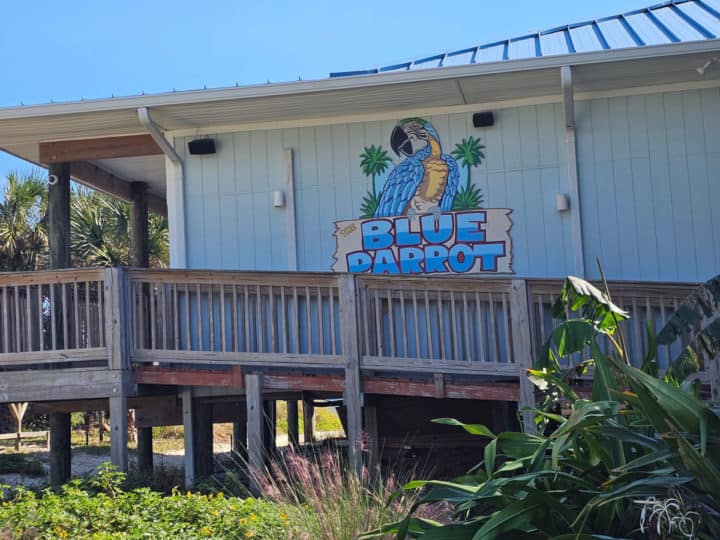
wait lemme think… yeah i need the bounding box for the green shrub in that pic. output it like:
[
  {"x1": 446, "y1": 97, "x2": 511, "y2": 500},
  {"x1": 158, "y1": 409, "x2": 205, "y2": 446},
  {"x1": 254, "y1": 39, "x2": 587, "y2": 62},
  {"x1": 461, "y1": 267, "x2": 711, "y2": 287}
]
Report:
[{"x1": 0, "y1": 464, "x2": 293, "y2": 539}]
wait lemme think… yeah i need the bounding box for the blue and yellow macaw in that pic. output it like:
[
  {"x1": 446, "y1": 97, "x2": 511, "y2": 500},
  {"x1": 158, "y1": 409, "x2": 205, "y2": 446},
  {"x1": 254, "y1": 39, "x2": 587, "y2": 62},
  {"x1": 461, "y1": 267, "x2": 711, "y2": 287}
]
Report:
[{"x1": 374, "y1": 118, "x2": 459, "y2": 217}]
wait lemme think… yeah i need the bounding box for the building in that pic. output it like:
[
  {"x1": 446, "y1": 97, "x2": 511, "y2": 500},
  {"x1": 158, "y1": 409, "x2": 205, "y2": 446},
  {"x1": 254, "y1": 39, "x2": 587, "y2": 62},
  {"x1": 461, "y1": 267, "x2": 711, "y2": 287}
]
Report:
[{"x1": 0, "y1": 0, "x2": 718, "y2": 485}]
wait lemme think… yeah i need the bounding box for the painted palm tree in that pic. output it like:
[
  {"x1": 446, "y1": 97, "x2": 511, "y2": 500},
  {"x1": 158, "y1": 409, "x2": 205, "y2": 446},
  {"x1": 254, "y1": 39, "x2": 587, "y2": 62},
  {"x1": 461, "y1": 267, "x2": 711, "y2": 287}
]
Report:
[
  {"x1": 451, "y1": 136, "x2": 485, "y2": 210},
  {"x1": 359, "y1": 144, "x2": 392, "y2": 217},
  {"x1": 0, "y1": 171, "x2": 48, "y2": 271}
]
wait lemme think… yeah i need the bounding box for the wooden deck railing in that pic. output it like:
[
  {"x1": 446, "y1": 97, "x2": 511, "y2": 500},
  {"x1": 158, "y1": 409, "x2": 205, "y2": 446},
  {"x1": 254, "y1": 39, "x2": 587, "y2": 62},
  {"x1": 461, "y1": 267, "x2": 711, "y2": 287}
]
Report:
[
  {"x1": 0, "y1": 268, "x2": 106, "y2": 367},
  {"x1": 0, "y1": 268, "x2": 701, "y2": 380}
]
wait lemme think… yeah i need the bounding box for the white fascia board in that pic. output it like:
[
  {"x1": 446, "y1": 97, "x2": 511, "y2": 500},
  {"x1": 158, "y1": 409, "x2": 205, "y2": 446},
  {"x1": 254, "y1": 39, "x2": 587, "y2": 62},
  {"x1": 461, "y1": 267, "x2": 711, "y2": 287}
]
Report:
[{"x1": 1, "y1": 40, "x2": 718, "y2": 121}]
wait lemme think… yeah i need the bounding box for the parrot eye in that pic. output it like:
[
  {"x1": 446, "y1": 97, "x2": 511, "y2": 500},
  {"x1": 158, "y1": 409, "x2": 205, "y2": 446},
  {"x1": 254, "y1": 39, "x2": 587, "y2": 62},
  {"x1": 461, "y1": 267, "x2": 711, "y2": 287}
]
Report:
[{"x1": 417, "y1": 131, "x2": 428, "y2": 140}]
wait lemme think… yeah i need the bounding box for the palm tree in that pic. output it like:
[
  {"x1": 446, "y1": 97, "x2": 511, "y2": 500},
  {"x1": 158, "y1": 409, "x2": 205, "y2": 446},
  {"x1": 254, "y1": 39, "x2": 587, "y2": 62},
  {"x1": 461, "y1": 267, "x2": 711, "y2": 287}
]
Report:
[
  {"x1": 359, "y1": 145, "x2": 392, "y2": 217},
  {"x1": 0, "y1": 171, "x2": 48, "y2": 271},
  {"x1": 451, "y1": 137, "x2": 485, "y2": 210},
  {"x1": 71, "y1": 189, "x2": 169, "y2": 268}
]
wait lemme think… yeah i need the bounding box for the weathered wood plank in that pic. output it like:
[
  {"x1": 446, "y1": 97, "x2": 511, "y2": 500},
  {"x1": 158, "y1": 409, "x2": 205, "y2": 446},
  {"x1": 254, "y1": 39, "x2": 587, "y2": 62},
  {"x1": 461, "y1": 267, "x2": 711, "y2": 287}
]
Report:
[
  {"x1": 40, "y1": 135, "x2": 162, "y2": 163},
  {"x1": 510, "y1": 280, "x2": 536, "y2": 433},
  {"x1": 245, "y1": 373, "x2": 264, "y2": 492},
  {"x1": 340, "y1": 274, "x2": 362, "y2": 474}
]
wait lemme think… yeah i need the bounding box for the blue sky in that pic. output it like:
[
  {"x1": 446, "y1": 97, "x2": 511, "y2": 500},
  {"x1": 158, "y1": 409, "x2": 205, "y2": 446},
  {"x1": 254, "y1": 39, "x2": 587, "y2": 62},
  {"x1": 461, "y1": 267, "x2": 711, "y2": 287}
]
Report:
[{"x1": 0, "y1": 0, "x2": 652, "y2": 179}]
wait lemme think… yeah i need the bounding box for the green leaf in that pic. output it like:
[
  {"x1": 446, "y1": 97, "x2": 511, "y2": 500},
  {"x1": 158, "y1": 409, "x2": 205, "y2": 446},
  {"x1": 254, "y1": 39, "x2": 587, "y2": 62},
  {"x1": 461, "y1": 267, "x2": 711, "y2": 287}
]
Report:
[
  {"x1": 675, "y1": 432, "x2": 720, "y2": 496},
  {"x1": 433, "y1": 418, "x2": 496, "y2": 438},
  {"x1": 422, "y1": 524, "x2": 480, "y2": 539},
  {"x1": 640, "y1": 321, "x2": 658, "y2": 377},
  {"x1": 484, "y1": 438, "x2": 497, "y2": 477},
  {"x1": 551, "y1": 276, "x2": 628, "y2": 331}
]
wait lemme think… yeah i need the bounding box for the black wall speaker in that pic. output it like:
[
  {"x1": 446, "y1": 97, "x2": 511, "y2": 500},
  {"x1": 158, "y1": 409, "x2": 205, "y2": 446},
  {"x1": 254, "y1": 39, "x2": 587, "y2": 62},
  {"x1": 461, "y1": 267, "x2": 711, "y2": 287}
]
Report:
[
  {"x1": 188, "y1": 138, "x2": 217, "y2": 155},
  {"x1": 472, "y1": 112, "x2": 494, "y2": 128}
]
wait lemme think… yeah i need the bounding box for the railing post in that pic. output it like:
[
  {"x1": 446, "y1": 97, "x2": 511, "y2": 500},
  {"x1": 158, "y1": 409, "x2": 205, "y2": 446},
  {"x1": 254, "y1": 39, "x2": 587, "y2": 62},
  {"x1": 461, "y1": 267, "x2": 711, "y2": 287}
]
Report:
[
  {"x1": 339, "y1": 274, "x2": 362, "y2": 474},
  {"x1": 245, "y1": 372, "x2": 264, "y2": 493},
  {"x1": 510, "y1": 280, "x2": 536, "y2": 433},
  {"x1": 104, "y1": 267, "x2": 132, "y2": 472}
]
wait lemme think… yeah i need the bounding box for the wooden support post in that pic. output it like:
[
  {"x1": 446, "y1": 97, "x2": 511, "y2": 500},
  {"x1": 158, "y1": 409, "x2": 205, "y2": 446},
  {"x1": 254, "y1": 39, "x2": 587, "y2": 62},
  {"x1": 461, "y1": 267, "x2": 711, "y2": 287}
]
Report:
[
  {"x1": 263, "y1": 400, "x2": 276, "y2": 458},
  {"x1": 48, "y1": 162, "x2": 72, "y2": 485},
  {"x1": 246, "y1": 373, "x2": 264, "y2": 491},
  {"x1": 104, "y1": 268, "x2": 132, "y2": 473},
  {"x1": 302, "y1": 397, "x2": 314, "y2": 445},
  {"x1": 8, "y1": 403, "x2": 28, "y2": 451},
  {"x1": 286, "y1": 399, "x2": 299, "y2": 447},
  {"x1": 137, "y1": 427, "x2": 153, "y2": 475},
  {"x1": 339, "y1": 274, "x2": 362, "y2": 474},
  {"x1": 49, "y1": 412, "x2": 71, "y2": 486},
  {"x1": 109, "y1": 395, "x2": 128, "y2": 472},
  {"x1": 181, "y1": 388, "x2": 196, "y2": 487},
  {"x1": 510, "y1": 280, "x2": 536, "y2": 433},
  {"x1": 131, "y1": 181, "x2": 150, "y2": 268},
  {"x1": 232, "y1": 415, "x2": 248, "y2": 460},
  {"x1": 194, "y1": 401, "x2": 214, "y2": 480}
]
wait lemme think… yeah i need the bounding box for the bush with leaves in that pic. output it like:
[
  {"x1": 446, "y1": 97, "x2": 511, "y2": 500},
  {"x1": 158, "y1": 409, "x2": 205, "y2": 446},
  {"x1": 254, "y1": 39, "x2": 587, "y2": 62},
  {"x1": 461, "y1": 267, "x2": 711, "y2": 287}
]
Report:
[{"x1": 364, "y1": 275, "x2": 720, "y2": 540}]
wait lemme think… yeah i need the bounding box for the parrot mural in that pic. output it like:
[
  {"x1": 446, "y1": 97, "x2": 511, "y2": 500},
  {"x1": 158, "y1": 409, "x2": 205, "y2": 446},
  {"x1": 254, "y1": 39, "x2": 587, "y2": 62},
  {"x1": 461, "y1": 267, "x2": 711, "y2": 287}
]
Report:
[{"x1": 374, "y1": 118, "x2": 460, "y2": 217}]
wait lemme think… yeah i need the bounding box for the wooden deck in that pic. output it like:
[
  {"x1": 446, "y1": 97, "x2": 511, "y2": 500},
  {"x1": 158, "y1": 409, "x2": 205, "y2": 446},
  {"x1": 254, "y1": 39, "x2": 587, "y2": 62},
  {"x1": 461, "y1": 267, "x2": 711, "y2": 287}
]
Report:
[{"x1": 0, "y1": 267, "x2": 698, "y2": 402}]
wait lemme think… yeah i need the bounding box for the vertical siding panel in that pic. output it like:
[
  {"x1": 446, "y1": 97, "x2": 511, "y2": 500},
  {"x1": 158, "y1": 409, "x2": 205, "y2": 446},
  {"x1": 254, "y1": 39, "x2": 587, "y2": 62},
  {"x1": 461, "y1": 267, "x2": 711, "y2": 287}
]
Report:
[
  {"x1": 266, "y1": 129, "x2": 288, "y2": 270},
  {"x1": 608, "y1": 97, "x2": 641, "y2": 280},
  {"x1": 348, "y1": 122, "x2": 369, "y2": 218},
  {"x1": 575, "y1": 100, "x2": 601, "y2": 277},
  {"x1": 315, "y1": 125, "x2": 338, "y2": 268},
  {"x1": 682, "y1": 90, "x2": 715, "y2": 281},
  {"x1": 645, "y1": 94, "x2": 678, "y2": 280},
  {"x1": 234, "y1": 132, "x2": 255, "y2": 269},
  {"x1": 628, "y1": 95, "x2": 656, "y2": 279},
  {"x1": 217, "y1": 133, "x2": 237, "y2": 269},
  {"x1": 663, "y1": 92, "x2": 697, "y2": 281},
  {"x1": 331, "y1": 124, "x2": 353, "y2": 220},
  {"x1": 184, "y1": 136, "x2": 206, "y2": 267},
  {"x1": 700, "y1": 88, "x2": 720, "y2": 273},
  {"x1": 250, "y1": 131, "x2": 272, "y2": 270}
]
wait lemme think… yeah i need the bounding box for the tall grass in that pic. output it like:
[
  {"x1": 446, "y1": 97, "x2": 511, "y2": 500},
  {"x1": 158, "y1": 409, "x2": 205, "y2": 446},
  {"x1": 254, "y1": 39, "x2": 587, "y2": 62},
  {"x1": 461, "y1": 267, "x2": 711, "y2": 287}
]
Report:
[{"x1": 213, "y1": 438, "x2": 450, "y2": 540}]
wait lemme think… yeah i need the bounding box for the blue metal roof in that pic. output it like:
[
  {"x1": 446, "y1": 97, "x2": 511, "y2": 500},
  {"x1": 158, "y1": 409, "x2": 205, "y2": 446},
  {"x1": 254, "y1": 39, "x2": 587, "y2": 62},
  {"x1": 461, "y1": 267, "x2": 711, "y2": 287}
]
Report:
[{"x1": 330, "y1": 0, "x2": 720, "y2": 77}]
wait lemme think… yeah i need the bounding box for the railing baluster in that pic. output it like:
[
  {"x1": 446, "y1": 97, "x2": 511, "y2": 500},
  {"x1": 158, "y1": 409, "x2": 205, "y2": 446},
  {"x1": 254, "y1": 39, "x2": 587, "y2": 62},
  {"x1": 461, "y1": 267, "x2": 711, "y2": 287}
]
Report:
[
  {"x1": 462, "y1": 292, "x2": 471, "y2": 361},
  {"x1": 209, "y1": 283, "x2": 215, "y2": 352},
  {"x1": 316, "y1": 286, "x2": 324, "y2": 355},
  {"x1": 232, "y1": 284, "x2": 239, "y2": 352},
  {"x1": 220, "y1": 283, "x2": 226, "y2": 352},
  {"x1": 423, "y1": 289, "x2": 431, "y2": 359},
  {"x1": 161, "y1": 283, "x2": 168, "y2": 350},
  {"x1": 475, "y1": 291, "x2": 486, "y2": 363},
  {"x1": 281, "y1": 286, "x2": 288, "y2": 354},
  {"x1": 14, "y1": 286, "x2": 21, "y2": 352},
  {"x1": 632, "y1": 298, "x2": 641, "y2": 364},
  {"x1": 98, "y1": 280, "x2": 104, "y2": 348},
  {"x1": 26, "y1": 285, "x2": 32, "y2": 352},
  {"x1": 150, "y1": 282, "x2": 157, "y2": 350},
  {"x1": 256, "y1": 285, "x2": 263, "y2": 353},
  {"x1": 374, "y1": 288, "x2": 383, "y2": 357},
  {"x1": 305, "y1": 286, "x2": 311, "y2": 354},
  {"x1": 488, "y1": 292, "x2": 498, "y2": 363},
  {"x1": 437, "y1": 290, "x2": 446, "y2": 361},
  {"x1": 72, "y1": 282, "x2": 79, "y2": 349},
  {"x1": 173, "y1": 284, "x2": 180, "y2": 351},
  {"x1": 85, "y1": 282, "x2": 92, "y2": 348},
  {"x1": 184, "y1": 283, "x2": 191, "y2": 351},
  {"x1": 399, "y1": 289, "x2": 408, "y2": 358},
  {"x1": 38, "y1": 284, "x2": 45, "y2": 352},
  {"x1": 61, "y1": 283, "x2": 68, "y2": 350},
  {"x1": 196, "y1": 284, "x2": 203, "y2": 350},
  {"x1": 293, "y1": 286, "x2": 300, "y2": 354},
  {"x1": 502, "y1": 293, "x2": 512, "y2": 363},
  {"x1": 328, "y1": 286, "x2": 336, "y2": 355},
  {"x1": 412, "y1": 289, "x2": 420, "y2": 359},
  {"x1": 243, "y1": 285, "x2": 250, "y2": 352},
  {"x1": 387, "y1": 288, "x2": 396, "y2": 358},
  {"x1": 450, "y1": 290, "x2": 458, "y2": 361},
  {"x1": 50, "y1": 283, "x2": 57, "y2": 350},
  {"x1": 270, "y1": 285, "x2": 277, "y2": 353},
  {"x1": 1, "y1": 287, "x2": 6, "y2": 353}
]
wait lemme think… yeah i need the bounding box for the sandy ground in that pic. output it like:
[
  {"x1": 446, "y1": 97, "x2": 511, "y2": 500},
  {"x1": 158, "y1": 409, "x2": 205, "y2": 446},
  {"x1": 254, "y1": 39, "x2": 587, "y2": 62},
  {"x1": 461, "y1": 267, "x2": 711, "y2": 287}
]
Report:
[{"x1": 0, "y1": 431, "x2": 344, "y2": 488}]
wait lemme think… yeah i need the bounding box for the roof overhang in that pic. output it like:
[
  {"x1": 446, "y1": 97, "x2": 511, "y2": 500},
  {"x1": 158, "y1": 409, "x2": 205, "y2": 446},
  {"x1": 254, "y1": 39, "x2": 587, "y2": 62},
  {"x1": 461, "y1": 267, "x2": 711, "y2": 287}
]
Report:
[{"x1": 1, "y1": 39, "x2": 719, "y2": 202}]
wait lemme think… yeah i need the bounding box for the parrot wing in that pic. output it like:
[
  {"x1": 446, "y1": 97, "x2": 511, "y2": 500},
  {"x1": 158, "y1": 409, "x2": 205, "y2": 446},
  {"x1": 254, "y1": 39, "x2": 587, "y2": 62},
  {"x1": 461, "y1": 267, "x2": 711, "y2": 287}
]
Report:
[
  {"x1": 374, "y1": 157, "x2": 425, "y2": 217},
  {"x1": 438, "y1": 154, "x2": 460, "y2": 212}
]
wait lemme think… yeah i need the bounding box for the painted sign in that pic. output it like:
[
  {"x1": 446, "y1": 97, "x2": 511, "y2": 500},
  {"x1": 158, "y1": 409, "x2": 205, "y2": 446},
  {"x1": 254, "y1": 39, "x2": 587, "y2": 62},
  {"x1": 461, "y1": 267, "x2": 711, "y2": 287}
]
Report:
[{"x1": 332, "y1": 117, "x2": 513, "y2": 275}]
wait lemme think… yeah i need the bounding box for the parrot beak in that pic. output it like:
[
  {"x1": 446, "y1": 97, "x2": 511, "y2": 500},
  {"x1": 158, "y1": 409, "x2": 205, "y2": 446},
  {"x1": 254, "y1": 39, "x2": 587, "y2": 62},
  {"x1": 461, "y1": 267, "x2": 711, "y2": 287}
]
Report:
[{"x1": 391, "y1": 125, "x2": 414, "y2": 157}]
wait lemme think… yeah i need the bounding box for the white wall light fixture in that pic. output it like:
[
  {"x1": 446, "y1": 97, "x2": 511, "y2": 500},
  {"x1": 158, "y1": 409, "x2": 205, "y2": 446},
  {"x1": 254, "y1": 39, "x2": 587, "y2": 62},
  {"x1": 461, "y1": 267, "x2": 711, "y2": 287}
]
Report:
[
  {"x1": 556, "y1": 193, "x2": 570, "y2": 212},
  {"x1": 273, "y1": 190, "x2": 286, "y2": 208}
]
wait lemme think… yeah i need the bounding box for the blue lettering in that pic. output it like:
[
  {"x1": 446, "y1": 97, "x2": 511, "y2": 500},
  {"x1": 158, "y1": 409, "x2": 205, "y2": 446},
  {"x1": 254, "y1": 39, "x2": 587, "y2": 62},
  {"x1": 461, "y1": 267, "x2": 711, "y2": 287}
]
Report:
[
  {"x1": 448, "y1": 243, "x2": 475, "y2": 273},
  {"x1": 361, "y1": 220, "x2": 393, "y2": 250},
  {"x1": 420, "y1": 214, "x2": 453, "y2": 244},
  {"x1": 399, "y1": 247, "x2": 424, "y2": 273},
  {"x1": 372, "y1": 249, "x2": 400, "y2": 274},
  {"x1": 473, "y1": 243, "x2": 506, "y2": 271},
  {"x1": 347, "y1": 251, "x2": 372, "y2": 273},
  {"x1": 395, "y1": 217, "x2": 421, "y2": 246},
  {"x1": 456, "y1": 212, "x2": 486, "y2": 243},
  {"x1": 424, "y1": 245, "x2": 449, "y2": 273}
]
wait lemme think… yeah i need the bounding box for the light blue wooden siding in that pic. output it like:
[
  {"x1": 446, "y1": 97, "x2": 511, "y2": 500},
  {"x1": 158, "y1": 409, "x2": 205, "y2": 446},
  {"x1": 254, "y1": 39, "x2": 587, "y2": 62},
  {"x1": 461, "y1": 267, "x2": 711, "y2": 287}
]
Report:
[
  {"x1": 576, "y1": 89, "x2": 720, "y2": 282},
  {"x1": 180, "y1": 105, "x2": 572, "y2": 277}
]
